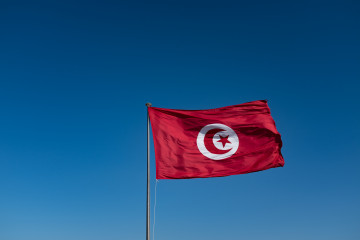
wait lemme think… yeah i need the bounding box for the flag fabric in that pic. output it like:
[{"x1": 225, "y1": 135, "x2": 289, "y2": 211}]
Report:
[{"x1": 148, "y1": 100, "x2": 284, "y2": 179}]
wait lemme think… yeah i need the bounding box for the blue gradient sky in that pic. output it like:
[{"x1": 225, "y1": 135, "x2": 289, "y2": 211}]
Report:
[{"x1": 0, "y1": 1, "x2": 359, "y2": 239}]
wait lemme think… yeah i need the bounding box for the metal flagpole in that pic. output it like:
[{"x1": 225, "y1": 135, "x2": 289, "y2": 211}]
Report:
[{"x1": 146, "y1": 102, "x2": 152, "y2": 240}]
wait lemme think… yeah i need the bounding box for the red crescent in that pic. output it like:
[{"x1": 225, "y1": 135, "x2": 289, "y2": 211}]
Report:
[{"x1": 204, "y1": 128, "x2": 232, "y2": 155}]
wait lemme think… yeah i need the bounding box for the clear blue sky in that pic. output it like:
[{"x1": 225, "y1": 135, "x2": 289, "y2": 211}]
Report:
[{"x1": 1, "y1": 1, "x2": 359, "y2": 239}]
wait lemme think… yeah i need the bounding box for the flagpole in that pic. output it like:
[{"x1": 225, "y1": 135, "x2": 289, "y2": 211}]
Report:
[{"x1": 146, "y1": 102, "x2": 152, "y2": 240}]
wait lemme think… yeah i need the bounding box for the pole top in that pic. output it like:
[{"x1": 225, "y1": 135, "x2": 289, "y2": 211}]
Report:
[{"x1": 146, "y1": 102, "x2": 152, "y2": 107}]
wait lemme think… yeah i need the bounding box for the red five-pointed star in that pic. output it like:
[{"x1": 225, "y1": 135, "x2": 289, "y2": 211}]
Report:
[{"x1": 217, "y1": 135, "x2": 231, "y2": 148}]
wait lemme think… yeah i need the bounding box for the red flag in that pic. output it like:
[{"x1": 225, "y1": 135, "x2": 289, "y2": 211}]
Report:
[{"x1": 148, "y1": 100, "x2": 284, "y2": 179}]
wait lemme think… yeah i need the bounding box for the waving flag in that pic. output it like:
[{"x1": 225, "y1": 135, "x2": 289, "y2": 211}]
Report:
[{"x1": 148, "y1": 100, "x2": 284, "y2": 179}]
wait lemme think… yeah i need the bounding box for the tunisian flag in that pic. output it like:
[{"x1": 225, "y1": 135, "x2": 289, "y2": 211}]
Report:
[{"x1": 148, "y1": 100, "x2": 284, "y2": 179}]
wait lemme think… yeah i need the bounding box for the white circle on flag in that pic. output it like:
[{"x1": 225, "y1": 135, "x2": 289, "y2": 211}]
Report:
[{"x1": 196, "y1": 123, "x2": 239, "y2": 160}]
